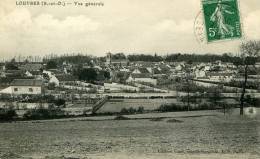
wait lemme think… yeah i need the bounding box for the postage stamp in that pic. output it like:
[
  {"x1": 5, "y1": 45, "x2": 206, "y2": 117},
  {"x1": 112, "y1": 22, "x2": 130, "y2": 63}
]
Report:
[{"x1": 201, "y1": 0, "x2": 242, "y2": 42}]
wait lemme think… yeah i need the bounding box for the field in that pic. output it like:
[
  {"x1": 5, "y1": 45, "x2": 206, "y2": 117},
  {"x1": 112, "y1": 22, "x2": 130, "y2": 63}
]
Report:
[
  {"x1": 97, "y1": 98, "x2": 238, "y2": 113},
  {"x1": 0, "y1": 109, "x2": 259, "y2": 159},
  {"x1": 97, "y1": 98, "x2": 179, "y2": 113}
]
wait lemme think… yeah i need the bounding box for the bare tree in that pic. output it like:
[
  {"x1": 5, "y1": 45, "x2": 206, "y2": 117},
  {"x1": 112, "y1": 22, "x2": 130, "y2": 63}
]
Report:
[
  {"x1": 183, "y1": 60, "x2": 193, "y2": 111},
  {"x1": 238, "y1": 40, "x2": 260, "y2": 115}
]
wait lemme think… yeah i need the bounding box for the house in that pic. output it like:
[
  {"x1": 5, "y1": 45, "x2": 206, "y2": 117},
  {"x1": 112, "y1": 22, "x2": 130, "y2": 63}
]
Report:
[
  {"x1": 29, "y1": 70, "x2": 43, "y2": 79},
  {"x1": 62, "y1": 61, "x2": 73, "y2": 73},
  {"x1": 255, "y1": 62, "x2": 260, "y2": 68},
  {"x1": 126, "y1": 74, "x2": 157, "y2": 85},
  {"x1": 49, "y1": 75, "x2": 60, "y2": 86},
  {"x1": 0, "y1": 79, "x2": 43, "y2": 95},
  {"x1": 195, "y1": 66, "x2": 206, "y2": 78},
  {"x1": 206, "y1": 72, "x2": 233, "y2": 82},
  {"x1": 132, "y1": 67, "x2": 150, "y2": 74},
  {"x1": 119, "y1": 67, "x2": 130, "y2": 72},
  {"x1": 19, "y1": 63, "x2": 43, "y2": 72},
  {"x1": 46, "y1": 69, "x2": 64, "y2": 75},
  {"x1": 55, "y1": 74, "x2": 77, "y2": 85},
  {"x1": 175, "y1": 62, "x2": 185, "y2": 71},
  {"x1": 4, "y1": 70, "x2": 25, "y2": 78},
  {"x1": 25, "y1": 71, "x2": 33, "y2": 77},
  {"x1": 105, "y1": 52, "x2": 129, "y2": 66}
]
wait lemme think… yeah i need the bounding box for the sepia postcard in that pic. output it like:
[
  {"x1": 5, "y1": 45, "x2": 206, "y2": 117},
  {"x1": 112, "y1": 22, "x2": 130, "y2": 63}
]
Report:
[{"x1": 0, "y1": 0, "x2": 260, "y2": 159}]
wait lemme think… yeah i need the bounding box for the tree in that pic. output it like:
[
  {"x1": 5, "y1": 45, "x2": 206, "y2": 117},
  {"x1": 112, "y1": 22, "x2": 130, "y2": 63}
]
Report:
[
  {"x1": 78, "y1": 68, "x2": 97, "y2": 82},
  {"x1": 208, "y1": 85, "x2": 222, "y2": 108},
  {"x1": 5, "y1": 62, "x2": 18, "y2": 70},
  {"x1": 104, "y1": 71, "x2": 111, "y2": 79},
  {"x1": 115, "y1": 72, "x2": 126, "y2": 84},
  {"x1": 46, "y1": 60, "x2": 57, "y2": 69},
  {"x1": 183, "y1": 60, "x2": 193, "y2": 111},
  {"x1": 10, "y1": 58, "x2": 16, "y2": 63},
  {"x1": 0, "y1": 108, "x2": 17, "y2": 121},
  {"x1": 237, "y1": 40, "x2": 260, "y2": 115},
  {"x1": 47, "y1": 82, "x2": 56, "y2": 90},
  {"x1": 112, "y1": 53, "x2": 126, "y2": 59}
]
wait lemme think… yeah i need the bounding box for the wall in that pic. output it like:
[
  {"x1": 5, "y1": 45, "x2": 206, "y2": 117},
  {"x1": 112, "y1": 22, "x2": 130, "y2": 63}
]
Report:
[
  {"x1": 134, "y1": 78, "x2": 157, "y2": 85},
  {"x1": 11, "y1": 86, "x2": 42, "y2": 95}
]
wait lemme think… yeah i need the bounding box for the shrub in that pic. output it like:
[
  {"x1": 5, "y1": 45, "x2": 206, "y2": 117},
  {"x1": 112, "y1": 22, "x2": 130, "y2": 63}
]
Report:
[
  {"x1": 137, "y1": 106, "x2": 144, "y2": 113},
  {"x1": 157, "y1": 102, "x2": 221, "y2": 112},
  {"x1": 196, "y1": 103, "x2": 215, "y2": 110},
  {"x1": 47, "y1": 82, "x2": 56, "y2": 90},
  {"x1": 54, "y1": 99, "x2": 66, "y2": 106},
  {"x1": 157, "y1": 104, "x2": 185, "y2": 112},
  {"x1": 120, "y1": 106, "x2": 145, "y2": 115},
  {"x1": 0, "y1": 108, "x2": 17, "y2": 121},
  {"x1": 23, "y1": 106, "x2": 66, "y2": 120},
  {"x1": 0, "y1": 94, "x2": 13, "y2": 102}
]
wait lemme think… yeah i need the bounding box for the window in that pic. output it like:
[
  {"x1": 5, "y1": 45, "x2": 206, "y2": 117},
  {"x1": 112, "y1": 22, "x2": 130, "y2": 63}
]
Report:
[
  {"x1": 29, "y1": 88, "x2": 33, "y2": 92},
  {"x1": 14, "y1": 88, "x2": 18, "y2": 92}
]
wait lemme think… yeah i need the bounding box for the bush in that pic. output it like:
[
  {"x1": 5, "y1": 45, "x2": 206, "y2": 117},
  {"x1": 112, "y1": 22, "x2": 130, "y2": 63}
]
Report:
[
  {"x1": 120, "y1": 106, "x2": 144, "y2": 115},
  {"x1": 196, "y1": 103, "x2": 215, "y2": 110},
  {"x1": 54, "y1": 99, "x2": 66, "y2": 106},
  {"x1": 157, "y1": 104, "x2": 185, "y2": 112},
  {"x1": 0, "y1": 108, "x2": 17, "y2": 121},
  {"x1": 19, "y1": 95, "x2": 66, "y2": 107},
  {"x1": 157, "y1": 103, "x2": 217, "y2": 112},
  {"x1": 47, "y1": 82, "x2": 56, "y2": 90},
  {"x1": 0, "y1": 94, "x2": 13, "y2": 101},
  {"x1": 23, "y1": 106, "x2": 66, "y2": 120},
  {"x1": 114, "y1": 115, "x2": 130, "y2": 120},
  {"x1": 46, "y1": 60, "x2": 57, "y2": 69},
  {"x1": 137, "y1": 106, "x2": 144, "y2": 113}
]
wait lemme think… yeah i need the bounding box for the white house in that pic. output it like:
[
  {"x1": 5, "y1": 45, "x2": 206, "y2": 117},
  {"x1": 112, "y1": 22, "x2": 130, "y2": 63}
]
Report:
[
  {"x1": 49, "y1": 75, "x2": 59, "y2": 86},
  {"x1": 195, "y1": 66, "x2": 206, "y2": 79},
  {"x1": 25, "y1": 71, "x2": 33, "y2": 77},
  {"x1": 126, "y1": 74, "x2": 157, "y2": 85},
  {"x1": 206, "y1": 72, "x2": 233, "y2": 82},
  {"x1": 0, "y1": 79, "x2": 43, "y2": 95}
]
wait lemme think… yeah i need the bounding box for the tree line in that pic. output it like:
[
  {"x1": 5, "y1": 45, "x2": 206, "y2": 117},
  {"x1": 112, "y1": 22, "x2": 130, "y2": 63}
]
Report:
[
  {"x1": 41, "y1": 52, "x2": 260, "y2": 64},
  {"x1": 128, "y1": 53, "x2": 260, "y2": 63}
]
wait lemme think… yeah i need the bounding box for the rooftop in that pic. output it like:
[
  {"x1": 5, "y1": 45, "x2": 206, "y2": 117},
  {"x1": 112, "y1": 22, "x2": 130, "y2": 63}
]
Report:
[
  {"x1": 11, "y1": 79, "x2": 43, "y2": 86},
  {"x1": 19, "y1": 63, "x2": 43, "y2": 71},
  {"x1": 131, "y1": 73, "x2": 151, "y2": 78}
]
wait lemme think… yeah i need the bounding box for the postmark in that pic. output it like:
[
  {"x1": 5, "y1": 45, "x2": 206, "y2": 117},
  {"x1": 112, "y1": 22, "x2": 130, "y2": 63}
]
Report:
[
  {"x1": 194, "y1": 11, "x2": 207, "y2": 44},
  {"x1": 201, "y1": 0, "x2": 242, "y2": 42}
]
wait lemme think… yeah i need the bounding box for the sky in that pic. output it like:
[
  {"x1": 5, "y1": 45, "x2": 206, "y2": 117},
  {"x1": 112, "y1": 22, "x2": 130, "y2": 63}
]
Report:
[{"x1": 0, "y1": 0, "x2": 260, "y2": 59}]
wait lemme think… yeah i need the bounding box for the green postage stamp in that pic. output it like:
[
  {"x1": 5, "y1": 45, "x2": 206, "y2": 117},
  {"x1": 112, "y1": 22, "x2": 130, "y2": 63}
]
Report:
[{"x1": 202, "y1": 0, "x2": 242, "y2": 42}]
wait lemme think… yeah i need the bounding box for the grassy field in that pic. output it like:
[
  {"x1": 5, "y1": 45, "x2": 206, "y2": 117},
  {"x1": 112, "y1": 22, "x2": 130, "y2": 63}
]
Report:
[
  {"x1": 97, "y1": 98, "x2": 238, "y2": 113},
  {"x1": 0, "y1": 109, "x2": 259, "y2": 159},
  {"x1": 97, "y1": 98, "x2": 179, "y2": 113}
]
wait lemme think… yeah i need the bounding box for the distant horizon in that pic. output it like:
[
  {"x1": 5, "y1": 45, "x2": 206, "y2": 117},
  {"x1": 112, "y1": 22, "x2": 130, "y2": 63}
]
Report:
[{"x1": 0, "y1": 51, "x2": 243, "y2": 63}]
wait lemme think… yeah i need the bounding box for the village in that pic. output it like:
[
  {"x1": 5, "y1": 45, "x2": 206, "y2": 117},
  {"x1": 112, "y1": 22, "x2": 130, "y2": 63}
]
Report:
[
  {"x1": 1, "y1": 0, "x2": 260, "y2": 157},
  {"x1": 0, "y1": 52, "x2": 259, "y2": 120}
]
